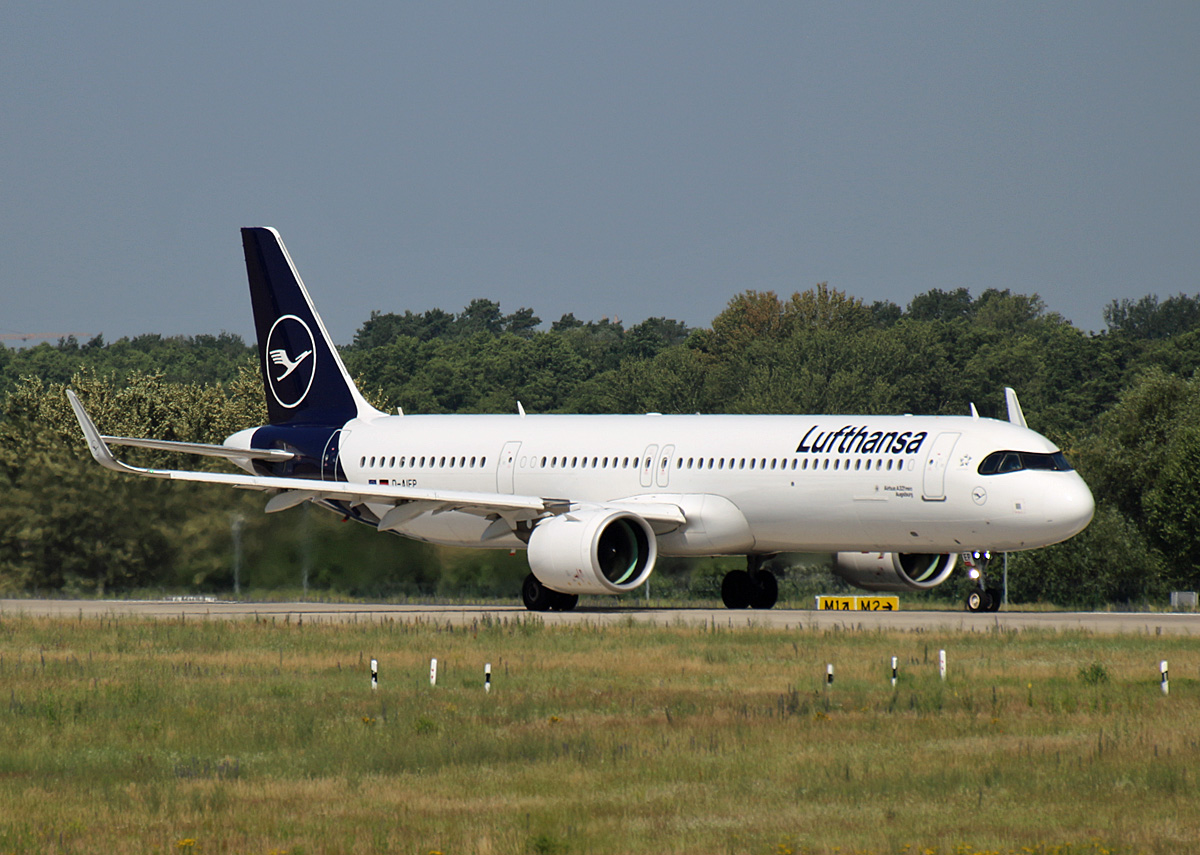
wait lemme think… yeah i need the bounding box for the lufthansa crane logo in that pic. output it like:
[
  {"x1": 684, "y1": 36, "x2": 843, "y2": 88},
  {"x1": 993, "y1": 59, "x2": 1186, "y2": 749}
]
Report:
[{"x1": 265, "y1": 315, "x2": 316, "y2": 409}]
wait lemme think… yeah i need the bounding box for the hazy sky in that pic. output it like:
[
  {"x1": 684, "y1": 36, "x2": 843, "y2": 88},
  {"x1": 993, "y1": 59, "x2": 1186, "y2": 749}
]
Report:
[{"x1": 3, "y1": 3, "x2": 1197, "y2": 345}]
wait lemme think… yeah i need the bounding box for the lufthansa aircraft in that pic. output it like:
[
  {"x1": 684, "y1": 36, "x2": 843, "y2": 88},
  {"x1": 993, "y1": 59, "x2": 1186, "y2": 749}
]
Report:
[{"x1": 68, "y1": 228, "x2": 1095, "y2": 612}]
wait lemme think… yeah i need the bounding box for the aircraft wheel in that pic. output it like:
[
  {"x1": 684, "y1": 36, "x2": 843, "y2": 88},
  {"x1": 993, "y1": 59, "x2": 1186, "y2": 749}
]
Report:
[
  {"x1": 521, "y1": 574, "x2": 555, "y2": 612},
  {"x1": 750, "y1": 570, "x2": 778, "y2": 609},
  {"x1": 985, "y1": 587, "x2": 1003, "y2": 612},
  {"x1": 550, "y1": 591, "x2": 579, "y2": 612},
  {"x1": 721, "y1": 570, "x2": 752, "y2": 609},
  {"x1": 966, "y1": 589, "x2": 993, "y2": 613}
]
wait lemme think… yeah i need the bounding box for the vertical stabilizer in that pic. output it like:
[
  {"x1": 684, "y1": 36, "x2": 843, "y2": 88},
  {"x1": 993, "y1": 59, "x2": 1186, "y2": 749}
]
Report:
[{"x1": 242, "y1": 227, "x2": 381, "y2": 427}]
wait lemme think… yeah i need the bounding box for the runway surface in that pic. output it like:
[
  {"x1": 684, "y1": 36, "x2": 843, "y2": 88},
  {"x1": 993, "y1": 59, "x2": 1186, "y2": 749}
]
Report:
[{"x1": 3, "y1": 599, "x2": 1199, "y2": 635}]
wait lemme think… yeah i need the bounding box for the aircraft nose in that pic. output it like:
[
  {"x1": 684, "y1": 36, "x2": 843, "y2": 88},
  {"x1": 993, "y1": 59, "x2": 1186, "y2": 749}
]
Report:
[{"x1": 1047, "y1": 473, "x2": 1095, "y2": 540}]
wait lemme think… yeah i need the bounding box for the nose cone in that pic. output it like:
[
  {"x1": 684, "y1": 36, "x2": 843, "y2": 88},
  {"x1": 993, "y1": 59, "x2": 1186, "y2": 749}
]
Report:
[{"x1": 1046, "y1": 473, "x2": 1095, "y2": 543}]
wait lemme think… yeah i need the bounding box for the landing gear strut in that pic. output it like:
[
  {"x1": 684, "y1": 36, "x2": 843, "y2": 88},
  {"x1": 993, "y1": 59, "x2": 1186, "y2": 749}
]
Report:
[
  {"x1": 963, "y1": 551, "x2": 1002, "y2": 613},
  {"x1": 721, "y1": 555, "x2": 779, "y2": 609},
  {"x1": 521, "y1": 573, "x2": 579, "y2": 612}
]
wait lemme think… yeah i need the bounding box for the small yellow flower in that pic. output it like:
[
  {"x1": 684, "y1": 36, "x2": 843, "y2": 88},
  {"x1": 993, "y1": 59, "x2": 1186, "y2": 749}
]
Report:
[
  {"x1": 361, "y1": 716, "x2": 376, "y2": 725},
  {"x1": 176, "y1": 840, "x2": 196, "y2": 850},
  {"x1": 548, "y1": 715, "x2": 561, "y2": 724}
]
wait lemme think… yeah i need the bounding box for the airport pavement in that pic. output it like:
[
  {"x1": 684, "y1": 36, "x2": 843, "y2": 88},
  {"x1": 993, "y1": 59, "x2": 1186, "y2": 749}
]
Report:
[{"x1": 3, "y1": 598, "x2": 1199, "y2": 635}]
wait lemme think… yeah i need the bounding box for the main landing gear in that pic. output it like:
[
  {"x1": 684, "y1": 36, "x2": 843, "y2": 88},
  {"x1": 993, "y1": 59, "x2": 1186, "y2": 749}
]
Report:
[
  {"x1": 521, "y1": 573, "x2": 579, "y2": 612},
  {"x1": 964, "y1": 551, "x2": 1002, "y2": 613},
  {"x1": 721, "y1": 555, "x2": 779, "y2": 610}
]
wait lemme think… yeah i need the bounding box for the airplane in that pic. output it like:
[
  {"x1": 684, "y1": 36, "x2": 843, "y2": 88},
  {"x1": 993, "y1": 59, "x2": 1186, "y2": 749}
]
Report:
[{"x1": 67, "y1": 227, "x2": 1095, "y2": 613}]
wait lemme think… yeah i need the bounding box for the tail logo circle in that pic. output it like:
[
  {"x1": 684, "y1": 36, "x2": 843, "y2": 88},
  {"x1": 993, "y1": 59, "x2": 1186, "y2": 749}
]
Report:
[{"x1": 265, "y1": 315, "x2": 316, "y2": 409}]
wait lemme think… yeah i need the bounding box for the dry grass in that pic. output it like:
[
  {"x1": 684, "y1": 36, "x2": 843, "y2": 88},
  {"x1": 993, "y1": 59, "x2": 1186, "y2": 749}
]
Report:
[{"x1": 0, "y1": 613, "x2": 1196, "y2": 854}]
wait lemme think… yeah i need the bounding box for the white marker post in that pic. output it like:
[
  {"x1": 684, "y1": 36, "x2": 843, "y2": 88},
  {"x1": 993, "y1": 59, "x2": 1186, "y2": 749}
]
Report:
[
  {"x1": 370, "y1": 658, "x2": 378, "y2": 691},
  {"x1": 826, "y1": 664, "x2": 834, "y2": 687},
  {"x1": 1161, "y1": 660, "x2": 1169, "y2": 696},
  {"x1": 891, "y1": 656, "x2": 898, "y2": 688},
  {"x1": 485, "y1": 662, "x2": 492, "y2": 693},
  {"x1": 939, "y1": 649, "x2": 947, "y2": 681},
  {"x1": 430, "y1": 657, "x2": 438, "y2": 687}
]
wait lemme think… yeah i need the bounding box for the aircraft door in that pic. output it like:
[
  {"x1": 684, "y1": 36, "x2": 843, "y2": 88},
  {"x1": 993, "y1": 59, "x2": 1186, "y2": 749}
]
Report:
[
  {"x1": 656, "y1": 444, "x2": 675, "y2": 488},
  {"x1": 321, "y1": 430, "x2": 345, "y2": 481},
  {"x1": 497, "y1": 441, "x2": 521, "y2": 494},
  {"x1": 639, "y1": 444, "x2": 659, "y2": 488},
  {"x1": 922, "y1": 432, "x2": 960, "y2": 501}
]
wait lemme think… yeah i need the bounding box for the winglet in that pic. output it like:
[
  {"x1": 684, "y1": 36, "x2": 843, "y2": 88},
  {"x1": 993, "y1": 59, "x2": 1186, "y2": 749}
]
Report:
[
  {"x1": 67, "y1": 390, "x2": 135, "y2": 474},
  {"x1": 1004, "y1": 387, "x2": 1028, "y2": 428}
]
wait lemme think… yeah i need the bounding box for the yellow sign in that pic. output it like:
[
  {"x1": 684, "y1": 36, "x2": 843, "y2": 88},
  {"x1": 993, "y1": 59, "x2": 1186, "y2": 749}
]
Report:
[{"x1": 815, "y1": 595, "x2": 900, "y2": 611}]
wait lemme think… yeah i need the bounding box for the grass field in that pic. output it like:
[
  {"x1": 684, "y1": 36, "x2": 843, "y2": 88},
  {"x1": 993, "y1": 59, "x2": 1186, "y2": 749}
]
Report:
[{"x1": 0, "y1": 612, "x2": 1197, "y2": 854}]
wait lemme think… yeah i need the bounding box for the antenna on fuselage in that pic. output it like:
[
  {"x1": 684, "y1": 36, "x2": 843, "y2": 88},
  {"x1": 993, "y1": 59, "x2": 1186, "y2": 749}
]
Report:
[
  {"x1": 969, "y1": 402, "x2": 979, "y2": 419},
  {"x1": 517, "y1": 401, "x2": 526, "y2": 418}
]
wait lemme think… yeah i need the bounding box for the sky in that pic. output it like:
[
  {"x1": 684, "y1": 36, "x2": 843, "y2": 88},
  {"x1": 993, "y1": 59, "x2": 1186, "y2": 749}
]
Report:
[{"x1": 3, "y1": 3, "x2": 1197, "y2": 345}]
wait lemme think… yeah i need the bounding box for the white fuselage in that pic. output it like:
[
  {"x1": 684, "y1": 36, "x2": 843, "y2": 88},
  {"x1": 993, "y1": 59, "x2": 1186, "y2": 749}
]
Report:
[{"x1": 335, "y1": 412, "x2": 1094, "y2": 556}]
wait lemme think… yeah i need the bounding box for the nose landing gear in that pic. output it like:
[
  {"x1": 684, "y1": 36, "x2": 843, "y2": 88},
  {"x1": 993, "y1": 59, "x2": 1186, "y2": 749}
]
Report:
[{"x1": 963, "y1": 551, "x2": 1002, "y2": 612}]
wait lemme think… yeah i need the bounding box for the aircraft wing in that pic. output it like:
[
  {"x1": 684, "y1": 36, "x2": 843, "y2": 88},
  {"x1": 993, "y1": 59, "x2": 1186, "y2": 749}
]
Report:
[
  {"x1": 101, "y1": 435, "x2": 295, "y2": 462},
  {"x1": 67, "y1": 390, "x2": 685, "y2": 528}
]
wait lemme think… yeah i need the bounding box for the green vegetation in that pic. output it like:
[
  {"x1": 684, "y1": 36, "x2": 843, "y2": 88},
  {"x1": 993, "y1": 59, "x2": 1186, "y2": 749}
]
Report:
[
  {"x1": 0, "y1": 615, "x2": 1195, "y2": 853},
  {"x1": 4, "y1": 285, "x2": 1200, "y2": 603}
]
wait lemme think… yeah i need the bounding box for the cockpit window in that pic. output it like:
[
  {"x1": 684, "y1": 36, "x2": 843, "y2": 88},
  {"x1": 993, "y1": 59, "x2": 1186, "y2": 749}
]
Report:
[{"x1": 977, "y1": 450, "x2": 1074, "y2": 475}]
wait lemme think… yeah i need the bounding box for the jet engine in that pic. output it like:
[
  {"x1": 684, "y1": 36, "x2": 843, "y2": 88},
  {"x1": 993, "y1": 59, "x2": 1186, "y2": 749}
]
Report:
[
  {"x1": 527, "y1": 509, "x2": 657, "y2": 595},
  {"x1": 832, "y1": 552, "x2": 957, "y2": 592}
]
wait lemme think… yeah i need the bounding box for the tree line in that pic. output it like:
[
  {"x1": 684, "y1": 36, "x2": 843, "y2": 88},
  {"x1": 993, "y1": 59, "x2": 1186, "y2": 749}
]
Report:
[{"x1": 2, "y1": 285, "x2": 1199, "y2": 605}]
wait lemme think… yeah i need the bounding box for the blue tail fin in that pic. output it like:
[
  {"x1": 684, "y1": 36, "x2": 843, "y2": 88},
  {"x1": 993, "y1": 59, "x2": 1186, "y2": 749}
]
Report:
[{"x1": 242, "y1": 227, "x2": 380, "y2": 427}]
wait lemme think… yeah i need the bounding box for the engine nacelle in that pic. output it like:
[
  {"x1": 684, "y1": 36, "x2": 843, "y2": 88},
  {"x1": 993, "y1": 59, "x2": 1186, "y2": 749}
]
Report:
[
  {"x1": 527, "y1": 509, "x2": 657, "y2": 595},
  {"x1": 832, "y1": 552, "x2": 957, "y2": 592}
]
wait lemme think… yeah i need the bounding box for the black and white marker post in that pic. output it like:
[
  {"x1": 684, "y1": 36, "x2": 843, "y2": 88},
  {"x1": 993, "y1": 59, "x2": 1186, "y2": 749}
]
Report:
[
  {"x1": 370, "y1": 658, "x2": 378, "y2": 691},
  {"x1": 891, "y1": 656, "x2": 898, "y2": 688},
  {"x1": 485, "y1": 662, "x2": 492, "y2": 693},
  {"x1": 1161, "y1": 660, "x2": 1169, "y2": 696}
]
